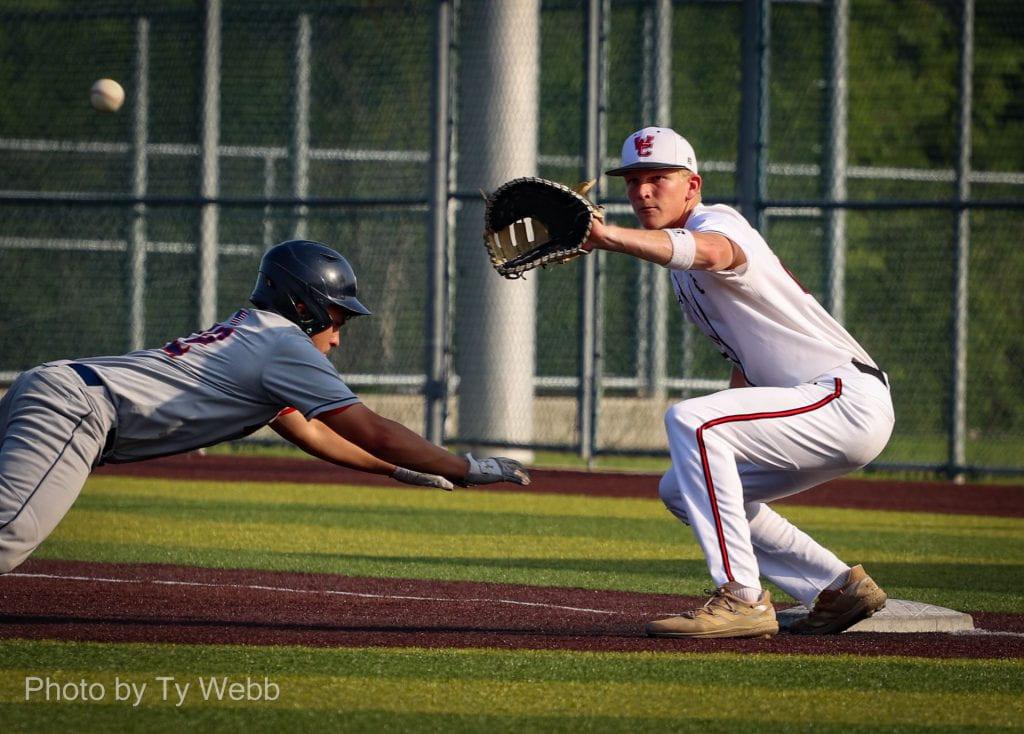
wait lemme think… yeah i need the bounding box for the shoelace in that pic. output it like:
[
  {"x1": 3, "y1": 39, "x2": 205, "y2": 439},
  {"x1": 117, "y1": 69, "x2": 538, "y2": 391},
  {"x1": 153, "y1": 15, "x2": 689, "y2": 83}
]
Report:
[{"x1": 682, "y1": 587, "x2": 737, "y2": 618}]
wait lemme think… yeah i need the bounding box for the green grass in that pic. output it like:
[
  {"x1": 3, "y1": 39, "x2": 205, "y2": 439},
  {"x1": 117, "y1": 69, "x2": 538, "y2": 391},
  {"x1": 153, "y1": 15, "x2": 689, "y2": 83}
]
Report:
[
  {"x1": 30, "y1": 476, "x2": 1024, "y2": 612},
  {"x1": 2, "y1": 641, "x2": 1022, "y2": 732},
  {"x1": 9, "y1": 474, "x2": 1024, "y2": 732},
  {"x1": 208, "y1": 440, "x2": 1024, "y2": 483}
]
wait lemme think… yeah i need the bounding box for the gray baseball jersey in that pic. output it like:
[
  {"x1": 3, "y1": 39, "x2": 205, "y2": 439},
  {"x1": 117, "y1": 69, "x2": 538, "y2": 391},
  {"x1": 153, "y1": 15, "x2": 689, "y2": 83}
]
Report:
[
  {"x1": 0, "y1": 308, "x2": 359, "y2": 573},
  {"x1": 68, "y1": 308, "x2": 359, "y2": 463}
]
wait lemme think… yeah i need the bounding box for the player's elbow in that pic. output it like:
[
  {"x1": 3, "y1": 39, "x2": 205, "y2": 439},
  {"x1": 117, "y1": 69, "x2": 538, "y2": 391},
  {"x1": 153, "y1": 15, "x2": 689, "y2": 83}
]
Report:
[
  {"x1": 368, "y1": 430, "x2": 402, "y2": 457},
  {"x1": 350, "y1": 418, "x2": 401, "y2": 456},
  {"x1": 702, "y1": 244, "x2": 734, "y2": 271},
  {"x1": 321, "y1": 405, "x2": 390, "y2": 454},
  {"x1": 695, "y1": 235, "x2": 743, "y2": 272}
]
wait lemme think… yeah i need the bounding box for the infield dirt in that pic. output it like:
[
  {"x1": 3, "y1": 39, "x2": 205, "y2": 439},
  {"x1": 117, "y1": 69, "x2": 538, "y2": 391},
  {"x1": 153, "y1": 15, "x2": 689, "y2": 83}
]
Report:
[
  {"x1": 1, "y1": 558, "x2": 1021, "y2": 658},
  {"x1": 3, "y1": 455, "x2": 1020, "y2": 657}
]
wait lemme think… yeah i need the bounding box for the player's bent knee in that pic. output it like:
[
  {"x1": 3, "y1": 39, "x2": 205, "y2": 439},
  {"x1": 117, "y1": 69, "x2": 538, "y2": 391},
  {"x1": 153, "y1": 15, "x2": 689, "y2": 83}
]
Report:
[
  {"x1": 0, "y1": 546, "x2": 26, "y2": 575},
  {"x1": 0, "y1": 519, "x2": 42, "y2": 575},
  {"x1": 658, "y1": 472, "x2": 691, "y2": 525},
  {"x1": 658, "y1": 471, "x2": 680, "y2": 504},
  {"x1": 664, "y1": 402, "x2": 704, "y2": 438}
]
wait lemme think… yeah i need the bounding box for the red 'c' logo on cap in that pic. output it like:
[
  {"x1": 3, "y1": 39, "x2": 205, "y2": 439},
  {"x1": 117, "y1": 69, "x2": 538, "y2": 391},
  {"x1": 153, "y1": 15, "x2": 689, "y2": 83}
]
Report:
[{"x1": 634, "y1": 135, "x2": 654, "y2": 157}]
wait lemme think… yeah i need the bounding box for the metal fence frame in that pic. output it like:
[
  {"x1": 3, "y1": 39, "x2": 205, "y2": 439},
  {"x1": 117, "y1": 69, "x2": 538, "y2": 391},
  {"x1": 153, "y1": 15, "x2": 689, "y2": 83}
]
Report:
[{"x1": 1, "y1": 0, "x2": 1021, "y2": 477}]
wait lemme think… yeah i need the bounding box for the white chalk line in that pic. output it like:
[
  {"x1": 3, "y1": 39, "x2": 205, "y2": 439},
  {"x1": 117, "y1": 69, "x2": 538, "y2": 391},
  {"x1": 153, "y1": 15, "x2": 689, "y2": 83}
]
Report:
[
  {"x1": 9, "y1": 573, "x2": 1022, "y2": 636},
  {"x1": 6, "y1": 572, "x2": 620, "y2": 616},
  {"x1": 952, "y1": 629, "x2": 1024, "y2": 638}
]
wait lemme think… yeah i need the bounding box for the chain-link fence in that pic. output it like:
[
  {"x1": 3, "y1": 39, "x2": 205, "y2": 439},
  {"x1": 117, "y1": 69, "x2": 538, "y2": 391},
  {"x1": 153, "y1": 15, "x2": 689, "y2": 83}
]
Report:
[{"x1": 1, "y1": 0, "x2": 1021, "y2": 476}]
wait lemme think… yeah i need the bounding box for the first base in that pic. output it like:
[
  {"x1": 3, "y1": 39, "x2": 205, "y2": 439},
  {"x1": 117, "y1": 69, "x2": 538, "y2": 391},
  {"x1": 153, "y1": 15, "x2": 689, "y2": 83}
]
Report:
[{"x1": 777, "y1": 599, "x2": 974, "y2": 633}]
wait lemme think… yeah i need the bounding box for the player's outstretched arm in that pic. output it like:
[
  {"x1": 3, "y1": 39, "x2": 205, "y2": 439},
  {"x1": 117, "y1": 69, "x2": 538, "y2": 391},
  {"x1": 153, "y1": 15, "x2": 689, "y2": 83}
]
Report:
[
  {"x1": 270, "y1": 409, "x2": 454, "y2": 490},
  {"x1": 584, "y1": 218, "x2": 745, "y2": 272},
  {"x1": 319, "y1": 404, "x2": 530, "y2": 486}
]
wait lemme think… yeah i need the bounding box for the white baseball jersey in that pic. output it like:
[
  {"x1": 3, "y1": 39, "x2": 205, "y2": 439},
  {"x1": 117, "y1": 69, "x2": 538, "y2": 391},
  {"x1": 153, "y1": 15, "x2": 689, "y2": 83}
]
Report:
[
  {"x1": 63, "y1": 308, "x2": 359, "y2": 463},
  {"x1": 671, "y1": 203, "x2": 875, "y2": 387},
  {"x1": 656, "y1": 202, "x2": 894, "y2": 601}
]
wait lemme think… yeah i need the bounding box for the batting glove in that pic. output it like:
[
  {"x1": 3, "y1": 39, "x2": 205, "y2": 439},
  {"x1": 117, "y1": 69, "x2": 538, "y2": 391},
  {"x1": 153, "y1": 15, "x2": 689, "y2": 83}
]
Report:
[
  {"x1": 463, "y1": 453, "x2": 531, "y2": 486},
  {"x1": 390, "y1": 466, "x2": 454, "y2": 491}
]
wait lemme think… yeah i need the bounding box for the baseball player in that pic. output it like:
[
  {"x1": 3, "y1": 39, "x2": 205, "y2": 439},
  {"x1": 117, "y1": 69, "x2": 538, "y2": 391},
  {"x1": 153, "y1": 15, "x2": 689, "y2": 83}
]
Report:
[
  {"x1": 585, "y1": 127, "x2": 893, "y2": 638},
  {"x1": 0, "y1": 239, "x2": 530, "y2": 574}
]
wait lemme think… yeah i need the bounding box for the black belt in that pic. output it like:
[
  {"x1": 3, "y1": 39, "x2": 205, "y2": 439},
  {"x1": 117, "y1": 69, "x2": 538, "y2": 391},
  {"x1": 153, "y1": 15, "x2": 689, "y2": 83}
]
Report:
[
  {"x1": 852, "y1": 359, "x2": 888, "y2": 387},
  {"x1": 69, "y1": 362, "x2": 103, "y2": 387},
  {"x1": 68, "y1": 362, "x2": 117, "y2": 459}
]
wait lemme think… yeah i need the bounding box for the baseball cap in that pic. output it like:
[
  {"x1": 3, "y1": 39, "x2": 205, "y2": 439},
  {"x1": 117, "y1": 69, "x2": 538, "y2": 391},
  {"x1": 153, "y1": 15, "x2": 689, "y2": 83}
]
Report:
[{"x1": 605, "y1": 127, "x2": 699, "y2": 176}]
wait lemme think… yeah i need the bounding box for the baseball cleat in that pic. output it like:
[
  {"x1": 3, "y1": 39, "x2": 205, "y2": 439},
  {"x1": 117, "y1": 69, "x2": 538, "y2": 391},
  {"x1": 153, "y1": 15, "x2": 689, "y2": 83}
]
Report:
[
  {"x1": 645, "y1": 582, "x2": 779, "y2": 639},
  {"x1": 790, "y1": 564, "x2": 887, "y2": 635}
]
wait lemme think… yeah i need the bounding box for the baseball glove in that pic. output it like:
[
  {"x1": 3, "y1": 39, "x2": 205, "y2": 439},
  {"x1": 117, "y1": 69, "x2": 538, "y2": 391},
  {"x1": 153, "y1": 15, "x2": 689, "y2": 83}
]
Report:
[{"x1": 483, "y1": 177, "x2": 602, "y2": 279}]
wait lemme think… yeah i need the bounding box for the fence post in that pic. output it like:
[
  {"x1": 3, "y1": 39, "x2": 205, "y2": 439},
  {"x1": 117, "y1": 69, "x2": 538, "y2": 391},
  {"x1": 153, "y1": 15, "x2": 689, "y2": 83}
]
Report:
[
  {"x1": 823, "y1": 0, "x2": 849, "y2": 323},
  {"x1": 578, "y1": 0, "x2": 608, "y2": 464},
  {"x1": 425, "y1": 0, "x2": 454, "y2": 445},
  {"x1": 737, "y1": 0, "x2": 769, "y2": 232},
  {"x1": 454, "y1": 0, "x2": 539, "y2": 460},
  {"x1": 129, "y1": 16, "x2": 150, "y2": 351},
  {"x1": 198, "y1": 0, "x2": 221, "y2": 329},
  {"x1": 637, "y1": 0, "x2": 672, "y2": 399},
  {"x1": 290, "y1": 13, "x2": 312, "y2": 240},
  {"x1": 950, "y1": 0, "x2": 974, "y2": 482}
]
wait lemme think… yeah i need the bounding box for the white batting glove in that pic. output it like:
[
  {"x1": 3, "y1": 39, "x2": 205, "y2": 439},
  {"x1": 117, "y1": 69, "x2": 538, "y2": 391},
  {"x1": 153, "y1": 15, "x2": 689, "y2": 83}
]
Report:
[
  {"x1": 390, "y1": 466, "x2": 454, "y2": 491},
  {"x1": 463, "y1": 453, "x2": 531, "y2": 486}
]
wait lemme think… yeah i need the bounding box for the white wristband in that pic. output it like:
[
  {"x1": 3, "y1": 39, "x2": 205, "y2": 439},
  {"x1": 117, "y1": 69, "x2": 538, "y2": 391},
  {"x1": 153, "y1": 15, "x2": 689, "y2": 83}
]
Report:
[{"x1": 665, "y1": 229, "x2": 696, "y2": 270}]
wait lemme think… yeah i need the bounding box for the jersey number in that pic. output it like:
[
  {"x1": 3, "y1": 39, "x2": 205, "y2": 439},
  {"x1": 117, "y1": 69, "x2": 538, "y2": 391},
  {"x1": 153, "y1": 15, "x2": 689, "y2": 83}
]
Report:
[{"x1": 162, "y1": 324, "x2": 235, "y2": 357}]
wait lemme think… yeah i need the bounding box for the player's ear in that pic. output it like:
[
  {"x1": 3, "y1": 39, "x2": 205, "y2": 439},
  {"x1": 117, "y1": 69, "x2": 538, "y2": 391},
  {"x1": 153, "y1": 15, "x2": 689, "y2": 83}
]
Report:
[{"x1": 686, "y1": 172, "x2": 702, "y2": 197}]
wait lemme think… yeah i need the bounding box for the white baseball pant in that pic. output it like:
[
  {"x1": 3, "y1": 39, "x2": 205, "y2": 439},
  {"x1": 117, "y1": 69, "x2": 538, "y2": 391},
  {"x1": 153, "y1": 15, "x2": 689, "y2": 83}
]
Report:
[{"x1": 660, "y1": 362, "x2": 894, "y2": 604}]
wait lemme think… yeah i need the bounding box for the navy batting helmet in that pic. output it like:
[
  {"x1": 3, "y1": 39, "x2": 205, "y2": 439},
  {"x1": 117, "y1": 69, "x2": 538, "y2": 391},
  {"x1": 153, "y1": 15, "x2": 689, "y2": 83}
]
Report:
[{"x1": 250, "y1": 240, "x2": 372, "y2": 335}]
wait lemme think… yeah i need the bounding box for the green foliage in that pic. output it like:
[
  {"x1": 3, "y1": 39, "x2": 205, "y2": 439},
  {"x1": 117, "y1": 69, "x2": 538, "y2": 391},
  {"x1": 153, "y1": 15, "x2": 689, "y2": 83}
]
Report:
[
  {"x1": 0, "y1": 0, "x2": 1021, "y2": 461},
  {"x1": 849, "y1": 1, "x2": 959, "y2": 168}
]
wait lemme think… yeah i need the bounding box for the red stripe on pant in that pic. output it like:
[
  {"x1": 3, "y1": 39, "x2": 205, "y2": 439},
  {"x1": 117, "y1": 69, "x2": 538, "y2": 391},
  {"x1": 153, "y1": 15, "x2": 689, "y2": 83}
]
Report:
[{"x1": 695, "y1": 379, "x2": 843, "y2": 582}]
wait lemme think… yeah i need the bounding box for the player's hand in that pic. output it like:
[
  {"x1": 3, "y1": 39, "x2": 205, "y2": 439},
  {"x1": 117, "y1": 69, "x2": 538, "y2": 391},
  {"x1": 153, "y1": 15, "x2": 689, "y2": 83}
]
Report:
[
  {"x1": 583, "y1": 216, "x2": 608, "y2": 252},
  {"x1": 391, "y1": 466, "x2": 454, "y2": 491},
  {"x1": 462, "y1": 453, "x2": 531, "y2": 486}
]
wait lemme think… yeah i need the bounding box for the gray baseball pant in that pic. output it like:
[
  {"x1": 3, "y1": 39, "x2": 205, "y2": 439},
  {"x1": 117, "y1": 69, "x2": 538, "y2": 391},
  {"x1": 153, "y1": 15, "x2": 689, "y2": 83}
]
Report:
[{"x1": 0, "y1": 364, "x2": 116, "y2": 573}]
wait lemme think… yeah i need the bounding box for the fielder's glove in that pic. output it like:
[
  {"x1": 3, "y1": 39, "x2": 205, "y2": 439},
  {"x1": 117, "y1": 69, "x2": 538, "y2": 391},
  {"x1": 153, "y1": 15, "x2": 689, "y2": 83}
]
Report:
[
  {"x1": 390, "y1": 466, "x2": 455, "y2": 491},
  {"x1": 483, "y1": 177, "x2": 603, "y2": 279},
  {"x1": 462, "y1": 453, "x2": 531, "y2": 486}
]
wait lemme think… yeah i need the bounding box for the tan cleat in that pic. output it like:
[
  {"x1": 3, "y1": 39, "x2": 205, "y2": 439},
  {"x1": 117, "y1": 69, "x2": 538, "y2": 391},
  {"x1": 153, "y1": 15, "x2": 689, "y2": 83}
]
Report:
[
  {"x1": 645, "y1": 582, "x2": 779, "y2": 639},
  {"x1": 790, "y1": 564, "x2": 887, "y2": 635}
]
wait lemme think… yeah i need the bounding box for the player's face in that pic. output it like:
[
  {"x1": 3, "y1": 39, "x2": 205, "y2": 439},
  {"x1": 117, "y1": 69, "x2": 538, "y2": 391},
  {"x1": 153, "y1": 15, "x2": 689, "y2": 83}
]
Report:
[
  {"x1": 625, "y1": 169, "x2": 700, "y2": 229},
  {"x1": 310, "y1": 306, "x2": 352, "y2": 355}
]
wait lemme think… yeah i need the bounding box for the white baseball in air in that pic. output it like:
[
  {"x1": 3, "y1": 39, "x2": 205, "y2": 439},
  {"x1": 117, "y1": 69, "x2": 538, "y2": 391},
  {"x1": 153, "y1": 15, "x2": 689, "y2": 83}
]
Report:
[{"x1": 90, "y1": 78, "x2": 125, "y2": 113}]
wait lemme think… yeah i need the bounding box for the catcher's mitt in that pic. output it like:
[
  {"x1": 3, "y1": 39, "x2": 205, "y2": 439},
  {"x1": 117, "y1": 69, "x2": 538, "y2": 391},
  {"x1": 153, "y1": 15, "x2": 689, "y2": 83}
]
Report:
[{"x1": 483, "y1": 177, "x2": 602, "y2": 279}]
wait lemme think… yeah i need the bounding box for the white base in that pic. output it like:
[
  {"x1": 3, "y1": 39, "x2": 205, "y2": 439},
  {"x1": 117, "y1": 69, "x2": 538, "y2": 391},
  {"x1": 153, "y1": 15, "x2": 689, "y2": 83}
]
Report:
[{"x1": 777, "y1": 599, "x2": 975, "y2": 633}]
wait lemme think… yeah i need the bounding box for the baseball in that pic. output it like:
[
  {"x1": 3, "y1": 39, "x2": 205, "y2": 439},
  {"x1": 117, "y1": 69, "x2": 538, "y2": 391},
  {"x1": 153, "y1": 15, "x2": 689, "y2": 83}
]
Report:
[{"x1": 90, "y1": 78, "x2": 125, "y2": 113}]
